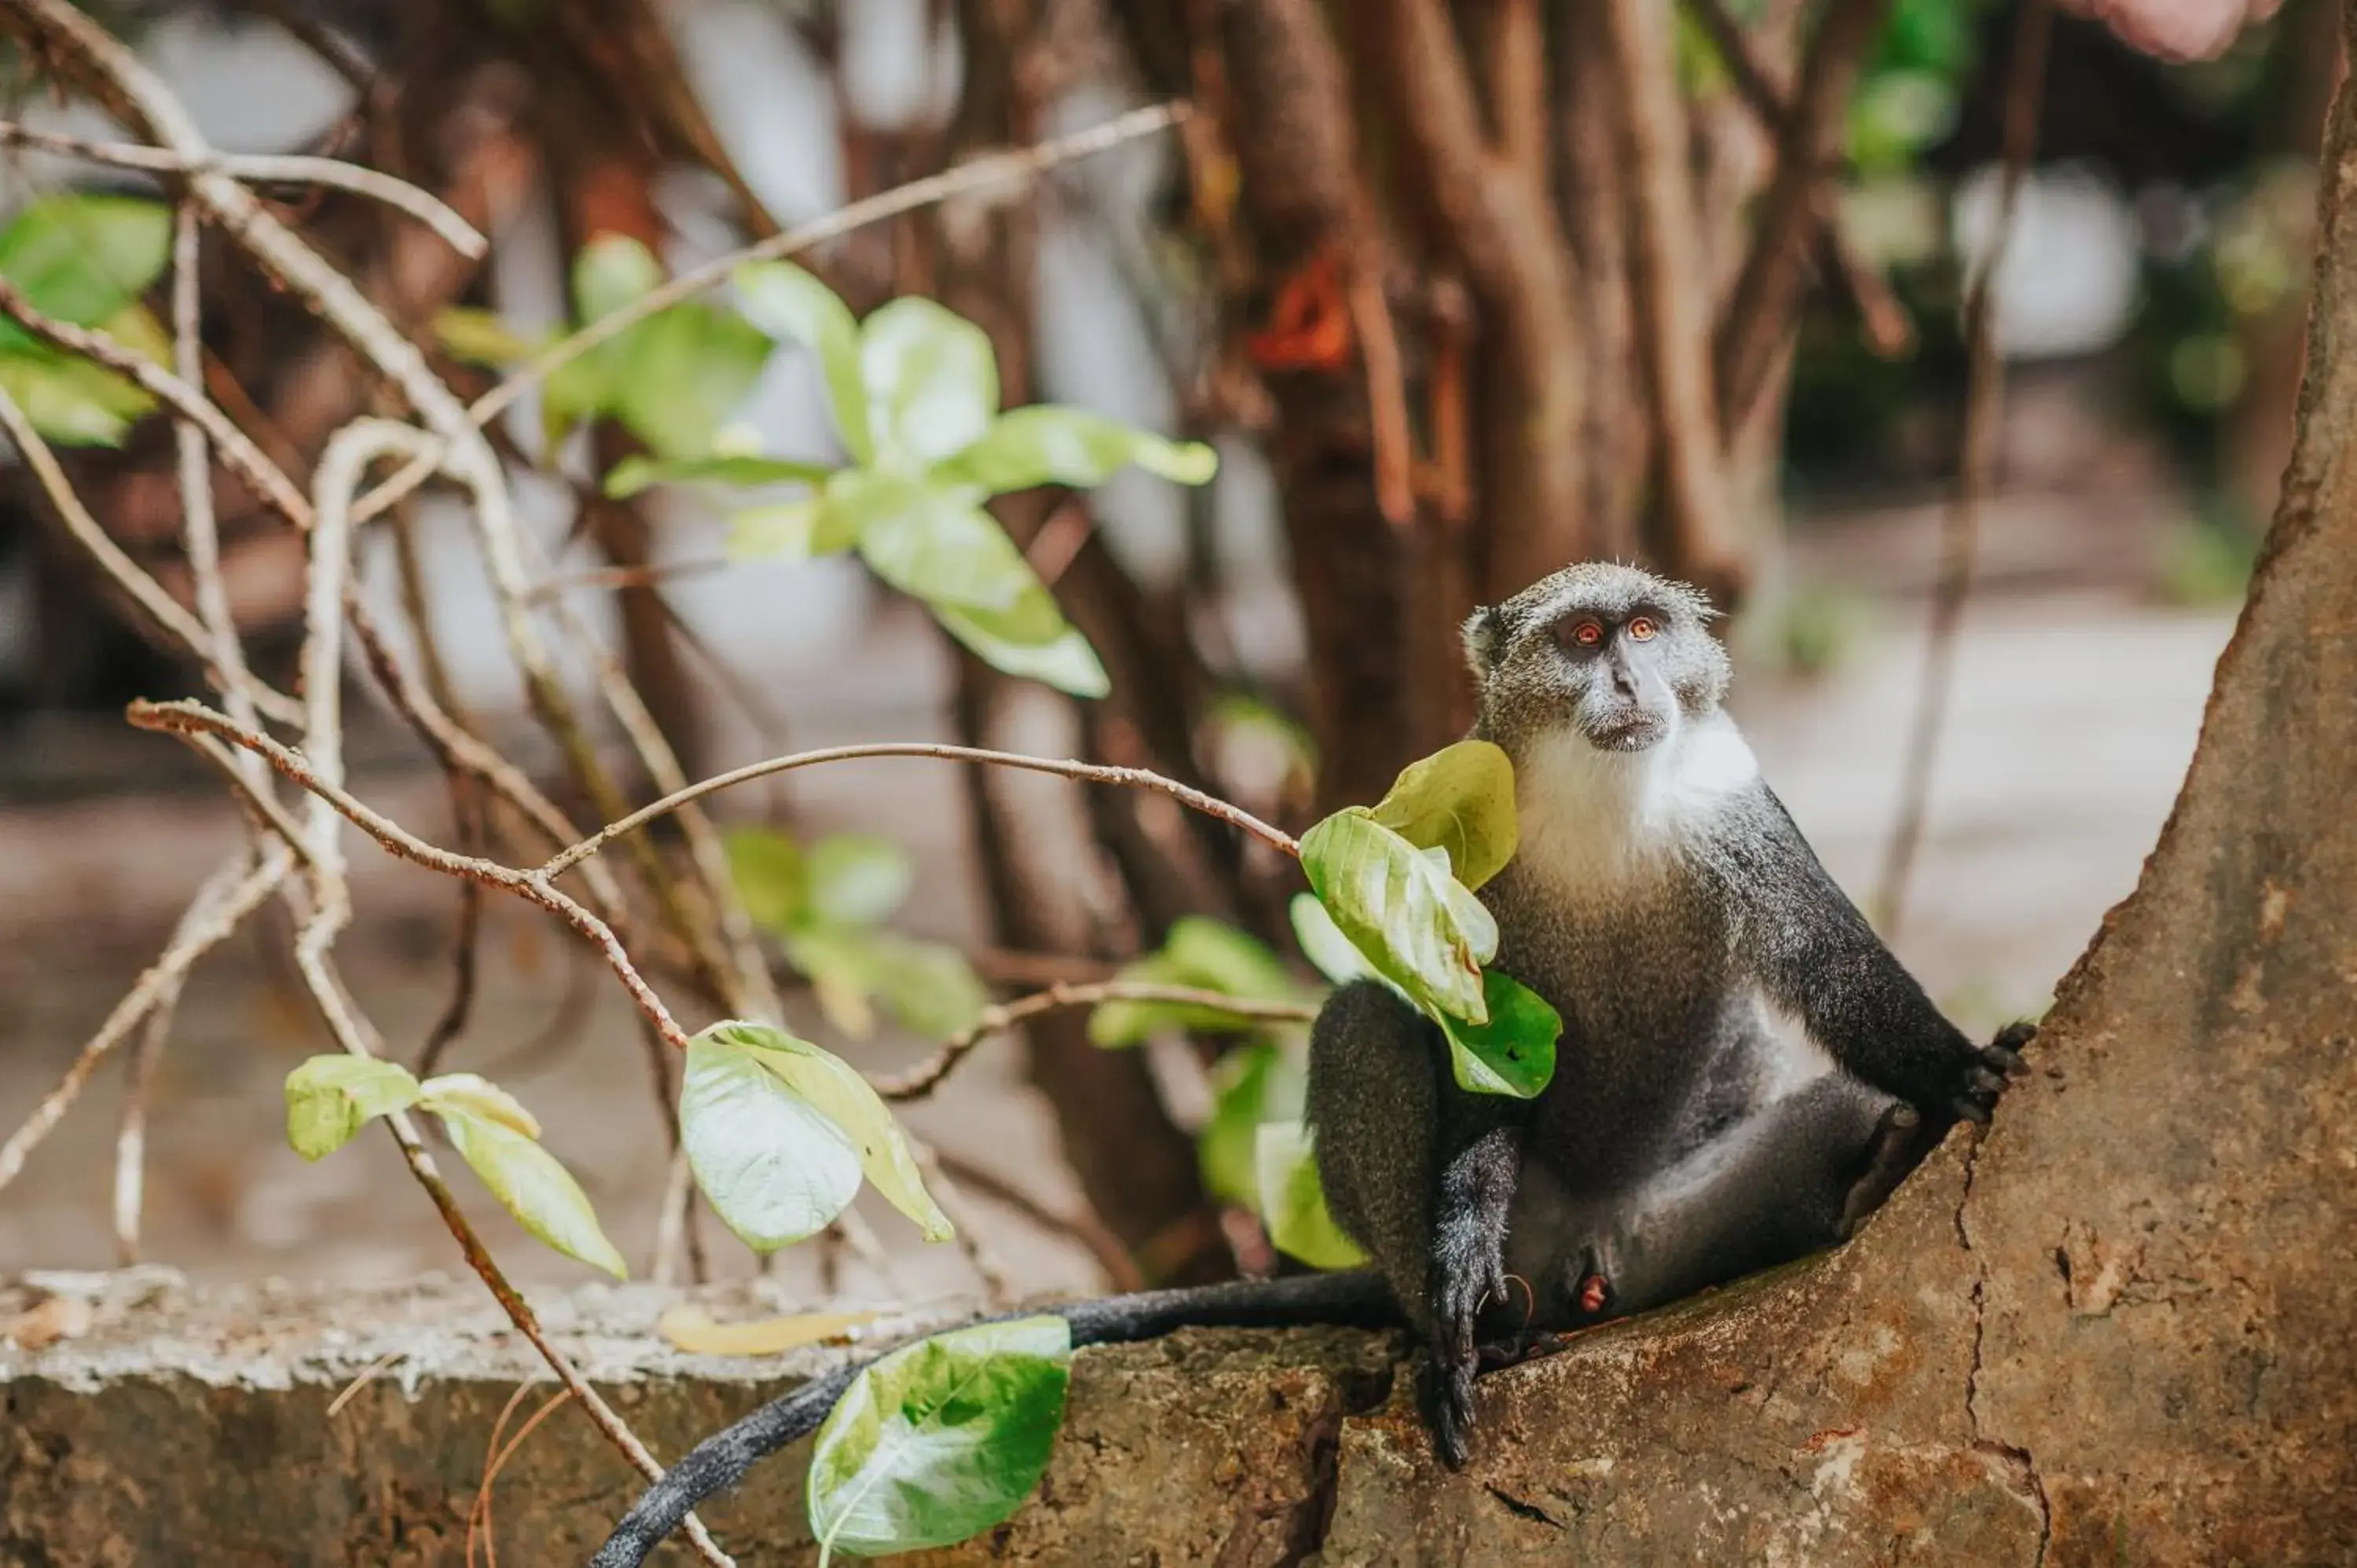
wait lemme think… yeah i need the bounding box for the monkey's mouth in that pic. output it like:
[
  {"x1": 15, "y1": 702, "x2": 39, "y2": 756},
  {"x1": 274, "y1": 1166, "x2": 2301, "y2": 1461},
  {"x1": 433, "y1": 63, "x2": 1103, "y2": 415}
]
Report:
[{"x1": 1584, "y1": 715, "x2": 1668, "y2": 753}]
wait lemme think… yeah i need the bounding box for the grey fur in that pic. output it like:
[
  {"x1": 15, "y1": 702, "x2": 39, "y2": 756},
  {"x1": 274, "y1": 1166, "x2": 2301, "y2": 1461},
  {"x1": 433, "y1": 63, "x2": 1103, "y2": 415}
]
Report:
[{"x1": 1310, "y1": 562, "x2": 2029, "y2": 1467}]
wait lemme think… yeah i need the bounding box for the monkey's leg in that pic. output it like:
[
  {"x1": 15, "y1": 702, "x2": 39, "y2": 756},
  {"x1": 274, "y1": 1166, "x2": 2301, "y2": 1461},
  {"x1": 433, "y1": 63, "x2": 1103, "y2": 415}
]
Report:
[
  {"x1": 1307, "y1": 979, "x2": 1523, "y2": 1467},
  {"x1": 1525, "y1": 1072, "x2": 1911, "y2": 1327}
]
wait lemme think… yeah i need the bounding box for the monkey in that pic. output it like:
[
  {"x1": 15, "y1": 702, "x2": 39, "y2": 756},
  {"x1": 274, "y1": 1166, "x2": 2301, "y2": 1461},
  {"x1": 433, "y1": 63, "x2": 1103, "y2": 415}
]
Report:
[{"x1": 589, "y1": 562, "x2": 2029, "y2": 1566}]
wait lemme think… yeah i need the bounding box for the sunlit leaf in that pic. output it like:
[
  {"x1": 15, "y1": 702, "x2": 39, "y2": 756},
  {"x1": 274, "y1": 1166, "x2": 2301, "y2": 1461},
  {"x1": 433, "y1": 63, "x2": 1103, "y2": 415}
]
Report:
[
  {"x1": 434, "y1": 306, "x2": 544, "y2": 368},
  {"x1": 0, "y1": 194, "x2": 171, "y2": 352},
  {"x1": 735, "y1": 259, "x2": 872, "y2": 463},
  {"x1": 807, "y1": 1315, "x2": 1071, "y2": 1563},
  {"x1": 658, "y1": 1304, "x2": 882, "y2": 1357},
  {"x1": 727, "y1": 498, "x2": 859, "y2": 561},
  {"x1": 932, "y1": 405, "x2": 1217, "y2": 494},
  {"x1": 728, "y1": 826, "x2": 808, "y2": 934},
  {"x1": 785, "y1": 928, "x2": 989, "y2": 1042},
  {"x1": 1288, "y1": 892, "x2": 1379, "y2": 987},
  {"x1": 284, "y1": 1055, "x2": 420, "y2": 1160},
  {"x1": 1089, "y1": 918, "x2": 1305, "y2": 1047},
  {"x1": 1198, "y1": 1042, "x2": 1305, "y2": 1209},
  {"x1": 1254, "y1": 1121, "x2": 1366, "y2": 1269},
  {"x1": 574, "y1": 233, "x2": 662, "y2": 321},
  {"x1": 416, "y1": 1072, "x2": 542, "y2": 1138},
  {"x1": 1436, "y1": 970, "x2": 1560, "y2": 1099},
  {"x1": 834, "y1": 471, "x2": 1038, "y2": 617},
  {"x1": 604, "y1": 451, "x2": 833, "y2": 500},
  {"x1": 435, "y1": 1107, "x2": 628, "y2": 1278},
  {"x1": 0, "y1": 345, "x2": 153, "y2": 446},
  {"x1": 702, "y1": 1021, "x2": 953, "y2": 1242},
  {"x1": 860, "y1": 296, "x2": 999, "y2": 467},
  {"x1": 609, "y1": 302, "x2": 774, "y2": 461},
  {"x1": 932, "y1": 600, "x2": 1110, "y2": 699},
  {"x1": 807, "y1": 834, "x2": 915, "y2": 928},
  {"x1": 1369, "y1": 739, "x2": 1519, "y2": 892},
  {"x1": 680, "y1": 1026, "x2": 863, "y2": 1251},
  {"x1": 1298, "y1": 808, "x2": 1494, "y2": 1024}
]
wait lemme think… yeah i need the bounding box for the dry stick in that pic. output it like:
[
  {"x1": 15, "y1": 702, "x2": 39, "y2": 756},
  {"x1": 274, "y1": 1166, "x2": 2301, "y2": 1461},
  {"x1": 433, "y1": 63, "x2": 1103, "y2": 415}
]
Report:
[
  {"x1": 1874, "y1": 0, "x2": 2053, "y2": 939},
  {"x1": 112, "y1": 992, "x2": 174, "y2": 1262},
  {"x1": 544, "y1": 743, "x2": 1302, "y2": 879},
  {"x1": 0, "y1": 850, "x2": 289, "y2": 1196},
  {"x1": 0, "y1": 118, "x2": 487, "y2": 256},
  {"x1": 0, "y1": 381, "x2": 302, "y2": 726},
  {"x1": 345, "y1": 100, "x2": 1192, "y2": 527},
  {"x1": 875, "y1": 981, "x2": 1321, "y2": 1101}
]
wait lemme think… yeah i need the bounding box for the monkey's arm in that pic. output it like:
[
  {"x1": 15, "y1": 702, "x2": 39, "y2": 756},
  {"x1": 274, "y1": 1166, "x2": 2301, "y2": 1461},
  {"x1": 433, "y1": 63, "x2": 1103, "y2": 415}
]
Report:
[
  {"x1": 1726, "y1": 788, "x2": 2025, "y2": 1123},
  {"x1": 588, "y1": 1272, "x2": 1402, "y2": 1567}
]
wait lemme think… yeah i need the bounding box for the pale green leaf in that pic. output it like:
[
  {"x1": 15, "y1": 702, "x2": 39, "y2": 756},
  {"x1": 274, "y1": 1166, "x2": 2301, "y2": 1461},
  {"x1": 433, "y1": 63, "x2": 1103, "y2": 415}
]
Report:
[
  {"x1": 706, "y1": 1021, "x2": 954, "y2": 1242},
  {"x1": 933, "y1": 405, "x2": 1216, "y2": 494},
  {"x1": 735, "y1": 259, "x2": 871, "y2": 463},
  {"x1": 727, "y1": 498, "x2": 859, "y2": 561},
  {"x1": 1197, "y1": 1042, "x2": 1305, "y2": 1209},
  {"x1": 807, "y1": 834, "x2": 915, "y2": 928},
  {"x1": 680, "y1": 1027, "x2": 862, "y2": 1251},
  {"x1": 284, "y1": 1055, "x2": 421, "y2": 1160},
  {"x1": 728, "y1": 826, "x2": 809, "y2": 934},
  {"x1": 604, "y1": 451, "x2": 833, "y2": 500},
  {"x1": 573, "y1": 234, "x2": 662, "y2": 321},
  {"x1": 610, "y1": 302, "x2": 773, "y2": 461},
  {"x1": 1254, "y1": 1121, "x2": 1366, "y2": 1269},
  {"x1": 1437, "y1": 970, "x2": 1560, "y2": 1098},
  {"x1": 932, "y1": 600, "x2": 1110, "y2": 699},
  {"x1": 860, "y1": 296, "x2": 999, "y2": 467},
  {"x1": 784, "y1": 929, "x2": 989, "y2": 1043},
  {"x1": 835, "y1": 471, "x2": 1037, "y2": 617},
  {"x1": 1089, "y1": 918, "x2": 1306, "y2": 1047},
  {"x1": 0, "y1": 194, "x2": 171, "y2": 352},
  {"x1": 436, "y1": 1107, "x2": 628, "y2": 1278},
  {"x1": 0, "y1": 346, "x2": 153, "y2": 446},
  {"x1": 434, "y1": 306, "x2": 544, "y2": 367},
  {"x1": 416, "y1": 1072, "x2": 542, "y2": 1138},
  {"x1": 1288, "y1": 892, "x2": 1379, "y2": 987},
  {"x1": 1298, "y1": 808, "x2": 1494, "y2": 1024},
  {"x1": 807, "y1": 1315, "x2": 1071, "y2": 1563},
  {"x1": 1369, "y1": 739, "x2": 1519, "y2": 892}
]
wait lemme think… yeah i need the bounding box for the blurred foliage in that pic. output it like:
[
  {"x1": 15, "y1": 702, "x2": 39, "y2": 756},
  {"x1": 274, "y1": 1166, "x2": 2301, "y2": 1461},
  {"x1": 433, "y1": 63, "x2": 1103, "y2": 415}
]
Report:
[{"x1": 0, "y1": 193, "x2": 173, "y2": 445}]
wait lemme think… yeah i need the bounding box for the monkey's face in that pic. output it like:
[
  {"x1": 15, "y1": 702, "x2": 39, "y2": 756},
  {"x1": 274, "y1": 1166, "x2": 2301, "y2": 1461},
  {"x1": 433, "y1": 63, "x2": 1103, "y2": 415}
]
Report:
[{"x1": 1461, "y1": 563, "x2": 1731, "y2": 754}]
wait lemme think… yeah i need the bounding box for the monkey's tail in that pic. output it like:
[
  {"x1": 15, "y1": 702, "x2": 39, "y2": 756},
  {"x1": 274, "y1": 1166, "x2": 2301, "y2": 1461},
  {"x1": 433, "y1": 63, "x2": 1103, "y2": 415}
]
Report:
[{"x1": 588, "y1": 1269, "x2": 1402, "y2": 1566}]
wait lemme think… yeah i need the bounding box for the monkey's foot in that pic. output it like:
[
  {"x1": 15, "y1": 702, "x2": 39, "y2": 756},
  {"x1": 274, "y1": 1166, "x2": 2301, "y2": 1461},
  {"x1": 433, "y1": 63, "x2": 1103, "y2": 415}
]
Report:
[
  {"x1": 1417, "y1": 1344, "x2": 1479, "y2": 1470},
  {"x1": 1838, "y1": 1102, "x2": 1928, "y2": 1236}
]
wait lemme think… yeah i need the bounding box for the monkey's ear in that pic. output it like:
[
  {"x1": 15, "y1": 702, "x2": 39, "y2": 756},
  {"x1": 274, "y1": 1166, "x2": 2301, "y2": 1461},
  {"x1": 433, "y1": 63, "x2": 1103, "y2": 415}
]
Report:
[{"x1": 1462, "y1": 606, "x2": 1506, "y2": 672}]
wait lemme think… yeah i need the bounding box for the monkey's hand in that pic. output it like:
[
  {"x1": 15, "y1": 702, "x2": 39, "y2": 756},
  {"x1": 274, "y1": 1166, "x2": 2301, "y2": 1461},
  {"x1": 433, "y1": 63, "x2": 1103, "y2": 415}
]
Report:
[
  {"x1": 1932, "y1": 1020, "x2": 2035, "y2": 1125},
  {"x1": 1423, "y1": 1234, "x2": 1505, "y2": 1471}
]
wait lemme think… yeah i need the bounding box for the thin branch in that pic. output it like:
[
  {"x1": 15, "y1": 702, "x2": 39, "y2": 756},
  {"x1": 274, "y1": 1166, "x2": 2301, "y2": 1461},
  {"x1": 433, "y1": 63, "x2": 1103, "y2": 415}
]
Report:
[
  {"x1": 130, "y1": 697, "x2": 698, "y2": 1057},
  {"x1": 1713, "y1": 0, "x2": 1896, "y2": 436},
  {"x1": 523, "y1": 555, "x2": 735, "y2": 602},
  {"x1": 1875, "y1": 0, "x2": 2052, "y2": 937},
  {"x1": 930, "y1": 1149, "x2": 1146, "y2": 1292},
  {"x1": 346, "y1": 101, "x2": 1191, "y2": 526},
  {"x1": 0, "y1": 275, "x2": 316, "y2": 529},
  {"x1": 542, "y1": 742, "x2": 1303, "y2": 878},
  {"x1": 111, "y1": 983, "x2": 175, "y2": 1262},
  {"x1": 0, "y1": 379, "x2": 303, "y2": 725},
  {"x1": 874, "y1": 981, "x2": 1320, "y2": 1101},
  {"x1": 0, "y1": 119, "x2": 487, "y2": 256}
]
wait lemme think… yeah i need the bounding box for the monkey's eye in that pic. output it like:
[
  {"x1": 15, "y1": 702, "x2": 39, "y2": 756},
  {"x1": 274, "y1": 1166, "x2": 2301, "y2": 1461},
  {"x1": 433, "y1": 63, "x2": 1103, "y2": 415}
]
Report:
[
  {"x1": 1626, "y1": 616, "x2": 1659, "y2": 642},
  {"x1": 1567, "y1": 620, "x2": 1605, "y2": 648}
]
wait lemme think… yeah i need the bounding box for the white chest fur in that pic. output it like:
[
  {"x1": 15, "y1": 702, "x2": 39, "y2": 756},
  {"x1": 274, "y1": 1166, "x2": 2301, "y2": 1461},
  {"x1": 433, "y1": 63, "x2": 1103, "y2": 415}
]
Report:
[{"x1": 1509, "y1": 709, "x2": 1761, "y2": 895}]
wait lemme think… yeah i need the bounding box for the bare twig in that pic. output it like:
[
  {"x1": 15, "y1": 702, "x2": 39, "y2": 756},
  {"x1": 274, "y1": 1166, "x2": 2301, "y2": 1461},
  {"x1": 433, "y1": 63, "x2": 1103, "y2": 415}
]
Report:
[
  {"x1": 874, "y1": 980, "x2": 1319, "y2": 1101},
  {"x1": 524, "y1": 555, "x2": 735, "y2": 602},
  {"x1": 347, "y1": 101, "x2": 1193, "y2": 526},
  {"x1": 543, "y1": 743, "x2": 1302, "y2": 877},
  {"x1": 1875, "y1": 0, "x2": 2052, "y2": 936},
  {"x1": 111, "y1": 987, "x2": 175, "y2": 1262},
  {"x1": 0, "y1": 119, "x2": 487, "y2": 256},
  {"x1": 1713, "y1": 0, "x2": 1897, "y2": 435}
]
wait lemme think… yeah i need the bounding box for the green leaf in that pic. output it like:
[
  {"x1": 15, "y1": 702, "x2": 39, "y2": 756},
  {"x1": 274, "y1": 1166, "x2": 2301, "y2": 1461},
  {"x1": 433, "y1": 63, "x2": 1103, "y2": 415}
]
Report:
[
  {"x1": 1089, "y1": 918, "x2": 1303, "y2": 1047},
  {"x1": 284, "y1": 1056, "x2": 422, "y2": 1160},
  {"x1": 835, "y1": 471, "x2": 1038, "y2": 616},
  {"x1": 1288, "y1": 892, "x2": 1379, "y2": 987},
  {"x1": 680, "y1": 1027, "x2": 863, "y2": 1251},
  {"x1": 434, "y1": 306, "x2": 544, "y2": 368},
  {"x1": 604, "y1": 451, "x2": 833, "y2": 500},
  {"x1": 933, "y1": 405, "x2": 1217, "y2": 494},
  {"x1": 807, "y1": 834, "x2": 915, "y2": 928},
  {"x1": 435, "y1": 1107, "x2": 628, "y2": 1278},
  {"x1": 860, "y1": 296, "x2": 999, "y2": 467},
  {"x1": 0, "y1": 345, "x2": 154, "y2": 446},
  {"x1": 728, "y1": 826, "x2": 809, "y2": 934},
  {"x1": 1369, "y1": 740, "x2": 1519, "y2": 892},
  {"x1": 727, "y1": 497, "x2": 860, "y2": 561},
  {"x1": 574, "y1": 234, "x2": 662, "y2": 321},
  {"x1": 703, "y1": 1021, "x2": 954, "y2": 1242},
  {"x1": 609, "y1": 302, "x2": 774, "y2": 461},
  {"x1": 1298, "y1": 809, "x2": 1495, "y2": 1024},
  {"x1": 1436, "y1": 970, "x2": 1560, "y2": 1098},
  {"x1": 735, "y1": 260, "x2": 871, "y2": 463},
  {"x1": 786, "y1": 927, "x2": 989, "y2": 1042},
  {"x1": 0, "y1": 194, "x2": 171, "y2": 353},
  {"x1": 1254, "y1": 1122, "x2": 1366, "y2": 1270},
  {"x1": 807, "y1": 1315, "x2": 1071, "y2": 1563},
  {"x1": 932, "y1": 600, "x2": 1110, "y2": 699},
  {"x1": 416, "y1": 1072, "x2": 542, "y2": 1138},
  {"x1": 1197, "y1": 1042, "x2": 1305, "y2": 1209}
]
